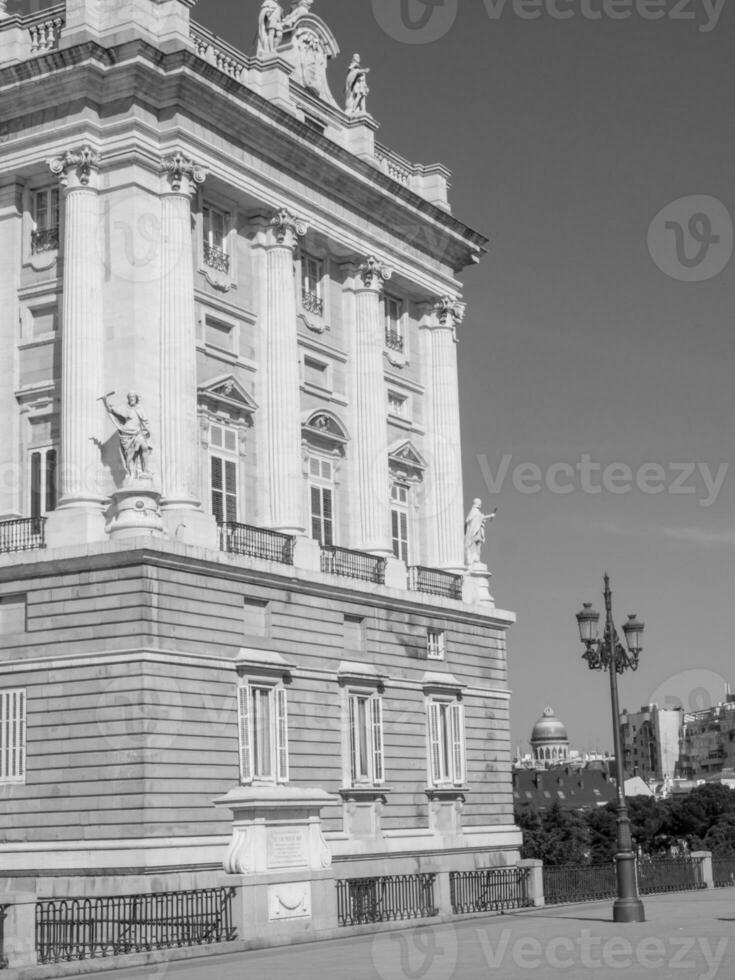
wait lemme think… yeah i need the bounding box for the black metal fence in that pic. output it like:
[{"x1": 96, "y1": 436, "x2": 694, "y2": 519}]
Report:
[
  {"x1": 544, "y1": 864, "x2": 618, "y2": 905},
  {"x1": 713, "y1": 856, "x2": 735, "y2": 888},
  {"x1": 0, "y1": 904, "x2": 8, "y2": 970},
  {"x1": 35, "y1": 888, "x2": 237, "y2": 964},
  {"x1": 0, "y1": 517, "x2": 46, "y2": 554},
  {"x1": 321, "y1": 546, "x2": 387, "y2": 585},
  {"x1": 450, "y1": 868, "x2": 532, "y2": 914},
  {"x1": 638, "y1": 857, "x2": 706, "y2": 895},
  {"x1": 408, "y1": 566, "x2": 464, "y2": 601},
  {"x1": 337, "y1": 874, "x2": 437, "y2": 927},
  {"x1": 218, "y1": 522, "x2": 295, "y2": 565}
]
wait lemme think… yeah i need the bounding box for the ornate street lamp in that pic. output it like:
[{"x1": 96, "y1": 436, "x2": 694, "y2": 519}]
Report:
[{"x1": 576, "y1": 573, "x2": 646, "y2": 923}]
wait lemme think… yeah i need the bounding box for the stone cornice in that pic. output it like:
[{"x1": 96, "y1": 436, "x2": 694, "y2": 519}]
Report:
[{"x1": 0, "y1": 40, "x2": 487, "y2": 275}]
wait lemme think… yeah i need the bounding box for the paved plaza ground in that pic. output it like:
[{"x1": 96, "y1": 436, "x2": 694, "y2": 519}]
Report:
[{"x1": 66, "y1": 889, "x2": 735, "y2": 980}]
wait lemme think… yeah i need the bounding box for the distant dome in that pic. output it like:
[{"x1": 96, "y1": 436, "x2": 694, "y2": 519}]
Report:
[{"x1": 531, "y1": 707, "x2": 569, "y2": 745}]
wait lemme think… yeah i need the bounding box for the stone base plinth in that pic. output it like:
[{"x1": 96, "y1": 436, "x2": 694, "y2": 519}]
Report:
[
  {"x1": 160, "y1": 504, "x2": 218, "y2": 548},
  {"x1": 426, "y1": 788, "x2": 466, "y2": 837},
  {"x1": 462, "y1": 562, "x2": 494, "y2": 606},
  {"x1": 45, "y1": 502, "x2": 107, "y2": 549},
  {"x1": 339, "y1": 788, "x2": 389, "y2": 839},
  {"x1": 106, "y1": 480, "x2": 164, "y2": 540}
]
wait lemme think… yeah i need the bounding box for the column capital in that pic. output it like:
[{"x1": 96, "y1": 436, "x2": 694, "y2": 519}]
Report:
[
  {"x1": 434, "y1": 295, "x2": 467, "y2": 328},
  {"x1": 269, "y1": 208, "x2": 308, "y2": 249},
  {"x1": 161, "y1": 152, "x2": 207, "y2": 194},
  {"x1": 357, "y1": 255, "x2": 392, "y2": 292},
  {"x1": 48, "y1": 145, "x2": 100, "y2": 191}
]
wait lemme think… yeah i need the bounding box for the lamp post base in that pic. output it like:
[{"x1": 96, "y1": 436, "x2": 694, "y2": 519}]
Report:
[{"x1": 613, "y1": 897, "x2": 646, "y2": 923}]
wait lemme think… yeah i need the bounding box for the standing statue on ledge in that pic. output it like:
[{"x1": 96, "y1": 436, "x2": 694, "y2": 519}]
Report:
[
  {"x1": 257, "y1": 0, "x2": 284, "y2": 58},
  {"x1": 102, "y1": 391, "x2": 153, "y2": 480},
  {"x1": 464, "y1": 499, "x2": 497, "y2": 567},
  {"x1": 345, "y1": 54, "x2": 370, "y2": 116},
  {"x1": 282, "y1": 0, "x2": 314, "y2": 29}
]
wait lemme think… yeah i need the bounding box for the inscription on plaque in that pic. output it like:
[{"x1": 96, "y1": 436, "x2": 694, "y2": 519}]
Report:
[{"x1": 267, "y1": 827, "x2": 308, "y2": 870}]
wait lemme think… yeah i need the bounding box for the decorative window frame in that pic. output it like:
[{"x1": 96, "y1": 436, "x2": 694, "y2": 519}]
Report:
[
  {"x1": 423, "y1": 672, "x2": 466, "y2": 790},
  {"x1": 197, "y1": 195, "x2": 238, "y2": 292},
  {"x1": 201, "y1": 309, "x2": 241, "y2": 361},
  {"x1": 384, "y1": 291, "x2": 409, "y2": 368},
  {"x1": 298, "y1": 246, "x2": 330, "y2": 333},
  {"x1": 387, "y1": 388, "x2": 412, "y2": 426},
  {"x1": 300, "y1": 351, "x2": 333, "y2": 396},
  {"x1": 23, "y1": 182, "x2": 62, "y2": 272},
  {"x1": 302, "y1": 410, "x2": 349, "y2": 547},
  {"x1": 426, "y1": 627, "x2": 446, "y2": 661},
  {"x1": 338, "y1": 662, "x2": 387, "y2": 791},
  {"x1": 235, "y1": 649, "x2": 293, "y2": 787}
]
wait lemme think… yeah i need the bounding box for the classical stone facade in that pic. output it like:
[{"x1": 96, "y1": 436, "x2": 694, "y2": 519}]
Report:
[{"x1": 0, "y1": 0, "x2": 519, "y2": 955}]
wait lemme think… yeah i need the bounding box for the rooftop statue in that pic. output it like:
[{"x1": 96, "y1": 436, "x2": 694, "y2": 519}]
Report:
[
  {"x1": 102, "y1": 391, "x2": 153, "y2": 481},
  {"x1": 345, "y1": 53, "x2": 370, "y2": 116},
  {"x1": 257, "y1": 0, "x2": 284, "y2": 58},
  {"x1": 283, "y1": 0, "x2": 315, "y2": 29},
  {"x1": 464, "y1": 498, "x2": 497, "y2": 567}
]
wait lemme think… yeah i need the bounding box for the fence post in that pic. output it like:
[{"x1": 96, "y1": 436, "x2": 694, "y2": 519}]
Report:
[
  {"x1": 434, "y1": 871, "x2": 453, "y2": 916},
  {"x1": 2, "y1": 892, "x2": 38, "y2": 967},
  {"x1": 691, "y1": 851, "x2": 714, "y2": 889},
  {"x1": 518, "y1": 860, "x2": 544, "y2": 908}
]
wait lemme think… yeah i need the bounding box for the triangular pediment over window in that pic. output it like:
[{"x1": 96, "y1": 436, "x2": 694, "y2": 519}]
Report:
[
  {"x1": 388, "y1": 439, "x2": 427, "y2": 482},
  {"x1": 301, "y1": 409, "x2": 350, "y2": 452},
  {"x1": 198, "y1": 375, "x2": 258, "y2": 420}
]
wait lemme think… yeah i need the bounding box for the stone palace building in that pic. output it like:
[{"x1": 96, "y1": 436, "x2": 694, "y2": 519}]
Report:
[{"x1": 0, "y1": 0, "x2": 519, "y2": 954}]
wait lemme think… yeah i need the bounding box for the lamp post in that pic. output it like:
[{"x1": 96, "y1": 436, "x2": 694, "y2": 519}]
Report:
[{"x1": 576, "y1": 573, "x2": 646, "y2": 923}]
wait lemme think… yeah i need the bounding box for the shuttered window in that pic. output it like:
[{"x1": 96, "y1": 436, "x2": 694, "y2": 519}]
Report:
[
  {"x1": 29, "y1": 448, "x2": 57, "y2": 519},
  {"x1": 237, "y1": 681, "x2": 288, "y2": 785},
  {"x1": 0, "y1": 689, "x2": 26, "y2": 784},
  {"x1": 210, "y1": 424, "x2": 238, "y2": 524},
  {"x1": 348, "y1": 691, "x2": 384, "y2": 786},
  {"x1": 427, "y1": 699, "x2": 464, "y2": 787}
]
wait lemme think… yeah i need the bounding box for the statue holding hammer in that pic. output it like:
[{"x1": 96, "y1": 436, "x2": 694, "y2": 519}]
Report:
[{"x1": 100, "y1": 391, "x2": 153, "y2": 480}]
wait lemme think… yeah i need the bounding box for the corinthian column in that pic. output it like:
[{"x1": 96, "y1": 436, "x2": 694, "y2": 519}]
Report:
[
  {"x1": 421, "y1": 297, "x2": 466, "y2": 572},
  {"x1": 45, "y1": 145, "x2": 107, "y2": 548},
  {"x1": 158, "y1": 152, "x2": 216, "y2": 547},
  {"x1": 353, "y1": 256, "x2": 392, "y2": 556},
  {"x1": 261, "y1": 209, "x2": 307, "y2": 534}
]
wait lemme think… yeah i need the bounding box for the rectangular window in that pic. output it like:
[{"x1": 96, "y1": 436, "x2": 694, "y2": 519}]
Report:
[
  {"x1": 205, "y1": 316, "x2": 235, "y2": 353},
  {"x1": 203, "y1": 205, "x2": 230, "y2": 273},
  {"x1": 303, "y1": 356, "x2": 329, "y2": 389},
  {"x1": 385, "y1": 295, "x2": 404, "y2": 351},
  {"x1": 29, "y1": 447, "x2": 57, "y2": 520},
  {"x1": 210, "y1": 424, "x2": 238, "y2": 524},
  {"x1": 344, "y1": 614, "x2": 364, "y2": 651},
  {"x1": 388, "y1": 391, "x2": 408, "y2": 419},
  {"x1": 243, "y1": 598, "x2": 269, "y2": 637},
  {"x1": 301, "y1": 254, "x2": 325, "y2": 316},
  {"x1": 391, "y1": 483, "x2": 409, "y2": 563},
  {"x1": 31, "y1": 188, "x2": 59, "y2": 253},
  {"x1": 427, "y1": 699, "x2": 464, "y2": 787},
  {"x1": 0, "y1": 596, "x2": 26, "y2": 635},
  {"x1": 348, "y1": 691, "x2": 384, "y2": 786},
  {"x1": 426, "y1": 628, "x2": 446, "y2": 661},
  {"x1": 238, "y1": 682, "x2": 288, "y2": 784},
  {"x1": 0, "y1": 689, "x2": 26, "y2": 784},
  {"x1": 309, "y1": 456, "x2": 334, "y2": 546}
]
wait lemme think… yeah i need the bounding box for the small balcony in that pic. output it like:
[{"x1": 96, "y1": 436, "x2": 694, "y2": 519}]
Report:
[
  {"x1": 408, "y1": 566, "x2": 464, "y2": 601},
  {"x1": 203, "y1": 242, "x2": 231, "y2": 274},
  {"x1": 31, "y1": 227, "x2": 59, "y2": 254},
  {"x1": 0, "y1": 517, "x2": 47, "y2": 555},
  {"x1": 320, "y1": 546, "x2": 387, "y2": 585},
  {"x1": 218, "y1": 522, "x2": 295, "y2": 566},
  {"x1": 302, "y1": 290, "x2": 325, "y2": 317},
  {"x1": 385, "y1": 328, "x2": 404, "y2": 353}
]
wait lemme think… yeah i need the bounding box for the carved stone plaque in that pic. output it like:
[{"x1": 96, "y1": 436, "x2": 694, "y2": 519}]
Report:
[
  {"x1": 268, "y1": 882, "x2": 312, "y2": 921},
  {"x1": 266, "y1": 827, "x2": 308, "y2": 870}
]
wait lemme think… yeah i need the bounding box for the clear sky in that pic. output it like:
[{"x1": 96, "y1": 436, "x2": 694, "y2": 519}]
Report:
[{"x1": 198, "y1": 0, "x2": 734, "y2": 754}]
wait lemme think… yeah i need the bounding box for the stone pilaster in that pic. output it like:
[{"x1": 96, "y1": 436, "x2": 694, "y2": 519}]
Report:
[
  {"x1": 45, "y1": 145, "x2": 107, "y2": 548},
  {"x1": 353, "y1": 256, "x2": 392, "y2": 556},
  {"x1": 261, "y1": 208, "x2": 307, "y2": 534},
  {"x1": 158, "y1": 152, "x2": 216, "y2": 547},
  {"x1": 421, "y1": 296, "x2": 466, "y2": 572}
]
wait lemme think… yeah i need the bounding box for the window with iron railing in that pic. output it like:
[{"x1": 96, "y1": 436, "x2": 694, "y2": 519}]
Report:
[
  {"x1": 384, "y1": 294, "x2": 404, "y2": 352},
  {"x1": 301, "y1": 254, "x2": 325, "y2": 316},
  {"x1": 31, "y1": 187, "x2": 59, "y2": 254},
  {"x1": 203, "y1": 204, "x2": 231, "y2": 274}
]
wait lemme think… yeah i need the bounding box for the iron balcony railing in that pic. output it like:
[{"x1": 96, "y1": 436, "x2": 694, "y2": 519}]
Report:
[
  {"x1": 0, "y1": 517, "x2": 47, "y2": 554},
  {"x1": 320, "y1": 546, "x2": 387, "y2": 585},
  {"x1": 302, "y1": 290, "x2": 325, "y2": 317},
  {"x1": 35, "y1": 888, "x2": 237, "y2": 965},
  {"x1": 336, "y1": 874, "x2": 437, "y2": 927},
  {"x1": 408, "y1": 565, "x2": 464, "y2": 601},
  {"x1": 714, "y1": 856, "x2": 735, "y2": 887},
  {"x1": 203, "y1": 242, "x2": 230, "y2": 274},
  {"x1": 31, "y1": 227, "x2": 59, "y2": 254},
  {"x1": 0, "y1": 904, "x2": 8, "y2": 970},
  {"x1": 450, "y1": 868, "x2": 532, "y2": 915},
  {"x1": 218, "y1": 522, "x2": 295, "y2": 566},
  {"x1": 385, "y1": 328, "x2": 404, "y2": 353}
]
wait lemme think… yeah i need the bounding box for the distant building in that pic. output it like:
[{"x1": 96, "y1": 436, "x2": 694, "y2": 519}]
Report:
[
  {"x1": 513, "y1": 763, "x2": 616, "y2": 811},
  {"x1": 619, "y1": 704, "x2": 683, "y2": 782},
  {"x1": 530, "y1": 707, "x2": 570, "y2": 765},
  {"x1": 676, "y1": 693, "x2": 735, "y2": 780}
]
